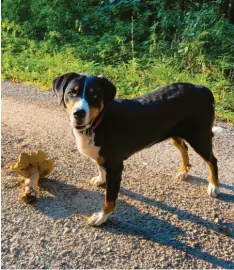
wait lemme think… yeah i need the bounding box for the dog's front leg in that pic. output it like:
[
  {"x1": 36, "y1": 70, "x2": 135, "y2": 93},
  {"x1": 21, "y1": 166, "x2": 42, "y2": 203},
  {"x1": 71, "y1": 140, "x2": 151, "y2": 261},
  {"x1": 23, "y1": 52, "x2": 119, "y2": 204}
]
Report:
[
  {"x1": 88, "y1": 161, "x2": 123, "y2": 226},
  {"x1": 90, "y1": 165, "x2": 106, "y2": 186}
]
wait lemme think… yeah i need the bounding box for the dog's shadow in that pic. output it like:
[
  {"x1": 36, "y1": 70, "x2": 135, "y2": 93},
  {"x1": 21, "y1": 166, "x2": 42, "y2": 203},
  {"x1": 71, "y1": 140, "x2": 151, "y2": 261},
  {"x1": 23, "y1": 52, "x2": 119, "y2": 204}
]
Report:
[
  {"x1": 35, "y1": 178, "x2": 186, "y2": 244},
  {"x1": 35, "y1": 178, "x2": 103, "y2": 219},
  {"x1": 34, "y1": 176, "x2": 234, "y2": 268},
  {"x1": 187, "y1": 175, "x2": 234, "y2": 203},
  {"x1": 108, "y1": 182, "x2": 234, "y2": 268},
  {"x1": 36, "y1": 175, "x2": 234, "y2": 222},
  {"x1": 104, "y1": 196, "x2": 234, "y2": 268}
]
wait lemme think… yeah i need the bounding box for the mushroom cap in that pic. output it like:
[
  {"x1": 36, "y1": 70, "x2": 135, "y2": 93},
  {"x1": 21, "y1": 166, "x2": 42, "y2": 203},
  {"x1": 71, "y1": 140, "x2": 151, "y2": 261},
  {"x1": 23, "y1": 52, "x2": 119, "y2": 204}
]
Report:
[{"x1": 11, "y1": 150, "x2": 55, "y2": 178}]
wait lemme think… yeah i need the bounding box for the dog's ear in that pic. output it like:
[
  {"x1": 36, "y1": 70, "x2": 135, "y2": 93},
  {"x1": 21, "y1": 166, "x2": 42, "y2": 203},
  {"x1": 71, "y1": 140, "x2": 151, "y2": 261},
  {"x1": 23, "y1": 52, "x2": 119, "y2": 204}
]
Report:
[
  {"x1": 98, "y1": 75, "x2": 116, "y2": 105},
  {"x1": 52, "y1": 73, "x2": 79, "y2": 107}
]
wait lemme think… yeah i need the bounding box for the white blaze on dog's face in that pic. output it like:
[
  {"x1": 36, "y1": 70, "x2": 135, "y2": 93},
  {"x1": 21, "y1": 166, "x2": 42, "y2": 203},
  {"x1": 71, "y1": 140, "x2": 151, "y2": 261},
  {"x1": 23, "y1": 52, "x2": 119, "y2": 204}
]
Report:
[
  {"x1": 66, "y1": 79, "x2": 91, "y2": 130},
  {"x1": 53, "y1": 73, "x2": 116, "y2": 131},
  {"x1": 65, "y1": 77, "x2": 105, "y2": 131},
  {"x1": 71, "y1": 97, "x2": 90, "y2": 129}
]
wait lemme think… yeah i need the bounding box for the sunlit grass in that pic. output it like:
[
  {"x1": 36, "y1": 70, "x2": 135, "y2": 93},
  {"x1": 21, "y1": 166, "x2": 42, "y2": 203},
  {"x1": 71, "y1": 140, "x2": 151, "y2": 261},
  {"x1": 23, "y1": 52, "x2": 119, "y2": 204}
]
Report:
[{"x1": 2, "y1": 23, "x2": 233, "y2": 123}]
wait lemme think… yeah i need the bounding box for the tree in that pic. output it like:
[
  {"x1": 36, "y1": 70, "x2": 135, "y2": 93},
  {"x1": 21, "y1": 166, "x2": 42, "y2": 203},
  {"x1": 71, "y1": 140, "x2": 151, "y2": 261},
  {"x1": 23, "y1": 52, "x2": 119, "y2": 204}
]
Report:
[
  {"x1": 19, "y1": 0, "x2": 30, "y2": 22},
  {"x1": 230, "y1": 0, "x2": 234, "y2": 24},
  {"x1": 220, "y1": 0, "x2": 230, "y2": 18}
]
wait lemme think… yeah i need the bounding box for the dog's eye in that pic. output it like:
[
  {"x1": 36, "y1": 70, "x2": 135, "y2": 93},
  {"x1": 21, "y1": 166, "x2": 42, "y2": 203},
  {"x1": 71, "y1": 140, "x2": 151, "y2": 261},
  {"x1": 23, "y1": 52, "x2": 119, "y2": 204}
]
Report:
[
  {"x1": 92, "y1": 93, "x2": 98, "y2": 99},
  {"x1": 89, "y1": 88, "x2": 99, "y2": 99},
  {"x1": 68, "y1": 91, "x2": 78, "y2": 97}
]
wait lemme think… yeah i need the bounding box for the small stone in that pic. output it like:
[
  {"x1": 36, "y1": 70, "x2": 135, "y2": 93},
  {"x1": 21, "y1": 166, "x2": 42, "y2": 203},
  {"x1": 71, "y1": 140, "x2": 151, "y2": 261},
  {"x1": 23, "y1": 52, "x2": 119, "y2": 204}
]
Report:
[
  {"x1": 60, "y1": 250, "x2": 69, "y2": 258},
  {"x1": 72, "y1": 228, "x2": 78, "y2": 233},
  {"x1": 10, "y1": 246, "x2": 20, "y2": 257},
  {"x1": 94, "y1": 233, "x2": 99, "y2": 240},
  {"x1": 40, "y1": 237, "x2": 46, "y2": 245},
  {"x1": 63, "y1": 227, "x2": 70, "y2": 234},
  {"x1": 214, "y1": 218, "x2": 219, "y2": 224},
  {"x1": 193, "y1": 242, "x2": 201, "y2": 249}
]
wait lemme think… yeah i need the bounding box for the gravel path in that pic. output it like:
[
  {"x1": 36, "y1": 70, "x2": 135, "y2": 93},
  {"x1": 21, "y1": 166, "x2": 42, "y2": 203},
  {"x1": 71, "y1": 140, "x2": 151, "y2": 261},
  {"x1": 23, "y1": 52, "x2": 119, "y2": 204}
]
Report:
[{"x1": 1, "y1": 81, "x2": 234, "y2": 269}]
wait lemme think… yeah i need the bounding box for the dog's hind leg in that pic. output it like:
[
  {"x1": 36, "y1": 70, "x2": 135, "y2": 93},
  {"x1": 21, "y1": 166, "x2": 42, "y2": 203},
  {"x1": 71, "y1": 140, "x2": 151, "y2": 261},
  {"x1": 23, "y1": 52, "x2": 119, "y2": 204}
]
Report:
[
  {"x1": 186, "y1": 133, "x2": 220, "y2": 197},
  {"x1": 170, "y1": 137, "x2": 192, "y2": 181},
  {"x1": 206, "y1": 156, "x2": 219, "y2": 197}
]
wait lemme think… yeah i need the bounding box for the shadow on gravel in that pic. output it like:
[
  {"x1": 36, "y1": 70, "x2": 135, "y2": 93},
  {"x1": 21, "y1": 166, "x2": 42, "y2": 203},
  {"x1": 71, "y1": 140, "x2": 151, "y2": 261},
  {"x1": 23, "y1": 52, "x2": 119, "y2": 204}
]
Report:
[
  {"x1": 188, "y1": 175, "x2": 234, "y2": 203},
  {"x1": 120, "y1": 187, "x2": 234, "y2": 239},
  {"x1": 35, "y1": 178, "x2": 234, "y2": 268},
  {"x1": 188, "y1": 175, "x2": 234, "y2": 195},
  {"x1": 34, "y1": 178, "x2": 102, "y2": 219},
  {"x1": 105, "y1": 208, "x2": 234, "y2": 269},
  {"x1": 109, "y1": 187, "x2": 234, "y2": 269}
]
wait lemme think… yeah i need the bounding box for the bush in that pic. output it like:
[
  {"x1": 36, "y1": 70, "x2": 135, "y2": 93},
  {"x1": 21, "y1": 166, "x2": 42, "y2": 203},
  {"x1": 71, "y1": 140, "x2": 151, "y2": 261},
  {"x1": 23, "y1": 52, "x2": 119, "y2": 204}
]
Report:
[{"x1": 1, "y1": 1, "x2": 234, "y2": 121}]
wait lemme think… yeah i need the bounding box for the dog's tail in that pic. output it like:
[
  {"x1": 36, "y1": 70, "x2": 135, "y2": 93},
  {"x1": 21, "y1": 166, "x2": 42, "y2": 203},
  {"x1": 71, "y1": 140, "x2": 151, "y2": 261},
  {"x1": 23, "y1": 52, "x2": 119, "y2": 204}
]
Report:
[{"x1": 212, "y1": 126, "x2": 223, "y2": 136}]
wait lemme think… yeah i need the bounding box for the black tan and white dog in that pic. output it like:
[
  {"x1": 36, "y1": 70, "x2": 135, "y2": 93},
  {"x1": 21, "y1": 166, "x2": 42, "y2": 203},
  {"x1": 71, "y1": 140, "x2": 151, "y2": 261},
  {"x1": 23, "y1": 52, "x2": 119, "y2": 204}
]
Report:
[{"x1": 53, "y1": 73, "x2": 221, "y2": 226}]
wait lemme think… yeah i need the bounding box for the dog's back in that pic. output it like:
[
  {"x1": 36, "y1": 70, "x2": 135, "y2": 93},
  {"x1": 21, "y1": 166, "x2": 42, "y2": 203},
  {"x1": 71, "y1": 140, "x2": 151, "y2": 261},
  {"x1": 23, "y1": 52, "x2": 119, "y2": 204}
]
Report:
[{"x1": 99, "y1": 83, "x2": 215, "y2": 155}]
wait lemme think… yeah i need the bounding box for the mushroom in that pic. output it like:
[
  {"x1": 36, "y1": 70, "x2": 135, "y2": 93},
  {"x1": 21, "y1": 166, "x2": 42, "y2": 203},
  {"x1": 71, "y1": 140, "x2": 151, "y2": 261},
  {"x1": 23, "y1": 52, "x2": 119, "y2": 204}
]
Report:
[{"x1": 11, "y1": 150, "x2": 55, "y2": 203}]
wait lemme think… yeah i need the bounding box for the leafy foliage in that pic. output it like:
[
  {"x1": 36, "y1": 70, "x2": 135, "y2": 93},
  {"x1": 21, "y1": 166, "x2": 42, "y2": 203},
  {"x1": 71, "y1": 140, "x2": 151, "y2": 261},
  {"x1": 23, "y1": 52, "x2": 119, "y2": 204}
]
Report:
[{"x1": 2, "y1": 0, "x2": 234, "y2": 121}]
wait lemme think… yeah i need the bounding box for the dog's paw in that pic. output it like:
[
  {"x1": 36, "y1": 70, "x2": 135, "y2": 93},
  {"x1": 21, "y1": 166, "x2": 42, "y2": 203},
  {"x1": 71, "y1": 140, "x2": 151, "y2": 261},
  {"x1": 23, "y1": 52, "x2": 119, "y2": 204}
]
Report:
[
  {"x1": 90, "y1": 176, "x2": 106, "y2": 187},
  {"x1": 207, "y1": 183, "x2": 220, "y2": 197},
  {"x1": 176, "y1": 171, "x2": 188, "y2": 181},
  {"x1": 87, "y1": 211, "x2": 110, "y2": 226}
]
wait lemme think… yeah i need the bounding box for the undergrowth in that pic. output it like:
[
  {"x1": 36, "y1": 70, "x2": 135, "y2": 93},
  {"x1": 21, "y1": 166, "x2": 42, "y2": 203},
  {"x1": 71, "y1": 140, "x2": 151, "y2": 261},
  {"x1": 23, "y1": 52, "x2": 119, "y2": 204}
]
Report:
[{"x1": 2, "y1": 6, "x2": 234, "y2": 122}]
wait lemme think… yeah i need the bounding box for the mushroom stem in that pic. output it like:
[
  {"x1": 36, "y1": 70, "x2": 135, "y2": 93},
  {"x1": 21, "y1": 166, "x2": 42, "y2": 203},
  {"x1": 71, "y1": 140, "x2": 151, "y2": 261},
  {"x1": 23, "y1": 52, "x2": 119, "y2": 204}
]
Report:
[{"x1": 22, "y1": 167, "x2": 40, "y2": 203}]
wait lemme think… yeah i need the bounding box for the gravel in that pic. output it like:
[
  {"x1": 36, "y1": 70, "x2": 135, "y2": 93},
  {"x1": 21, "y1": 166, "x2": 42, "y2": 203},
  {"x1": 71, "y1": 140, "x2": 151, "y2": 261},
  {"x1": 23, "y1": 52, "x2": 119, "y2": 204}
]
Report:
[{"x1": 1, "y1": 81, "x2": 234, "y2": 269}]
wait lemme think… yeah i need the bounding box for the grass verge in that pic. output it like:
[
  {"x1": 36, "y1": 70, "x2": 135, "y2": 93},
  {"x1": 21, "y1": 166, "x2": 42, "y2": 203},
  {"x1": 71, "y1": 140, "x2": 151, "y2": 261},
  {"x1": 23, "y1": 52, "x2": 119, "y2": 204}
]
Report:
[{"x1": 2, "y1": 44, "x2": 234, "y2": 123}]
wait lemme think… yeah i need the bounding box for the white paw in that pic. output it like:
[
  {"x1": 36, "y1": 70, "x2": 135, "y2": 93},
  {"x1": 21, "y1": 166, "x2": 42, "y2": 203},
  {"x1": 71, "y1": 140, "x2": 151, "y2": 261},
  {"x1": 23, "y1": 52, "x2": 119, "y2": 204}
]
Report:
[
  {"x1": 87, "y1": 211, "x2": 111, "y2": 226},
  {"x1": 207, "y1": 183, "x2": 220, "y2": 197},
  {"x1": 176, "y1": 171, "x2": 188, "y2": 181},
  {"x1": 90, "y1": 176, "x2": 106, "y2": 187}
]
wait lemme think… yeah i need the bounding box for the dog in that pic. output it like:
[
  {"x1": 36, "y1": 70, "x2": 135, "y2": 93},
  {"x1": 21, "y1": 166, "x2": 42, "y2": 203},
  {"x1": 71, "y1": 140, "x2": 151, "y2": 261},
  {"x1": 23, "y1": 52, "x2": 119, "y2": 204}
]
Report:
[{"x1": 53, "y1": 73, "x2": 220, "y2": 226}]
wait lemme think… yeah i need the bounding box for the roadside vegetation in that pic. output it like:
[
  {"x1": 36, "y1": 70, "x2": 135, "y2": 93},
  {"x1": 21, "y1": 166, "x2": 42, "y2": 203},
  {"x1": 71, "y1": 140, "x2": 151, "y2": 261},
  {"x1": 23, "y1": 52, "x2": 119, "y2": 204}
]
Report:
[{"x1": 2, "y1": 0, "x2": 234, "y2": 121}]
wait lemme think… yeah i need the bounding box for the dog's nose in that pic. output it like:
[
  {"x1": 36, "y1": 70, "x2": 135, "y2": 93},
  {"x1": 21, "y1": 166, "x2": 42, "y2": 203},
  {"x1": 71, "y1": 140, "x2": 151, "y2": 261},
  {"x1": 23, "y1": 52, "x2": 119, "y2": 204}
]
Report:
[{"x1": 74, "y1": 109, "x2": 86, "y2": 120}]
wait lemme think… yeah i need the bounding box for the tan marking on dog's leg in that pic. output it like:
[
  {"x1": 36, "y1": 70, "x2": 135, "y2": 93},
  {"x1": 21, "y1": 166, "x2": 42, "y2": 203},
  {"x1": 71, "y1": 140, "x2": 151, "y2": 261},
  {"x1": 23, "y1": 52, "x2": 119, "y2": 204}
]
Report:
[
  {"x1": 88, "y1": 200, "x2": 116, "y2": 226},
  {"x1": 90, "y1": 165, "x2": 106, "y2": 186},
  {"x1": 103, "y1": 200, "x2": 116, "y2": 215},
  {"x1": 90, "y1": 156, "x2": 106, "y2": 186},
  {"x1": 170, "y1": 137, "x2": 191, "y2": 181},
  {"x1": 206, "y1": 161, "x2": 220, "y2": 197}
]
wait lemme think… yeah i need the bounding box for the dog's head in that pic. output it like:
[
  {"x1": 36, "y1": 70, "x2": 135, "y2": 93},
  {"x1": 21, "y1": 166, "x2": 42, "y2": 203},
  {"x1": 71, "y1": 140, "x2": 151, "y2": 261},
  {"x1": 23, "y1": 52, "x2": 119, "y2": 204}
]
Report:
[{"x1": 53, "y1": 73, "x2": 116, "y2": 131}]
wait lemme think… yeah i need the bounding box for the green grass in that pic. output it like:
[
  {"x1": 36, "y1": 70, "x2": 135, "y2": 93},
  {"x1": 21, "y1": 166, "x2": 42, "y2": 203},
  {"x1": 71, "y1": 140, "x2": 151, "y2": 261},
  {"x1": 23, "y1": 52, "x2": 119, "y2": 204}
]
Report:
[
  {"x1": 2, "y1": 20, "x2": 234, "y2": 123},
  {"x1": 2, "y1": 45, "x2": 234, "y2": 123}
]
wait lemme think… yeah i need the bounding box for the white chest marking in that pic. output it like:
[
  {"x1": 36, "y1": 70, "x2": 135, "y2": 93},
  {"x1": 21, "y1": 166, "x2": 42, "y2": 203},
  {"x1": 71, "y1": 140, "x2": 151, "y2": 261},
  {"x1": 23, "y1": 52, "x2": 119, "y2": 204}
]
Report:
[{"x1": 73, "y1": 128, "x2": 100, "y2": 161}]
